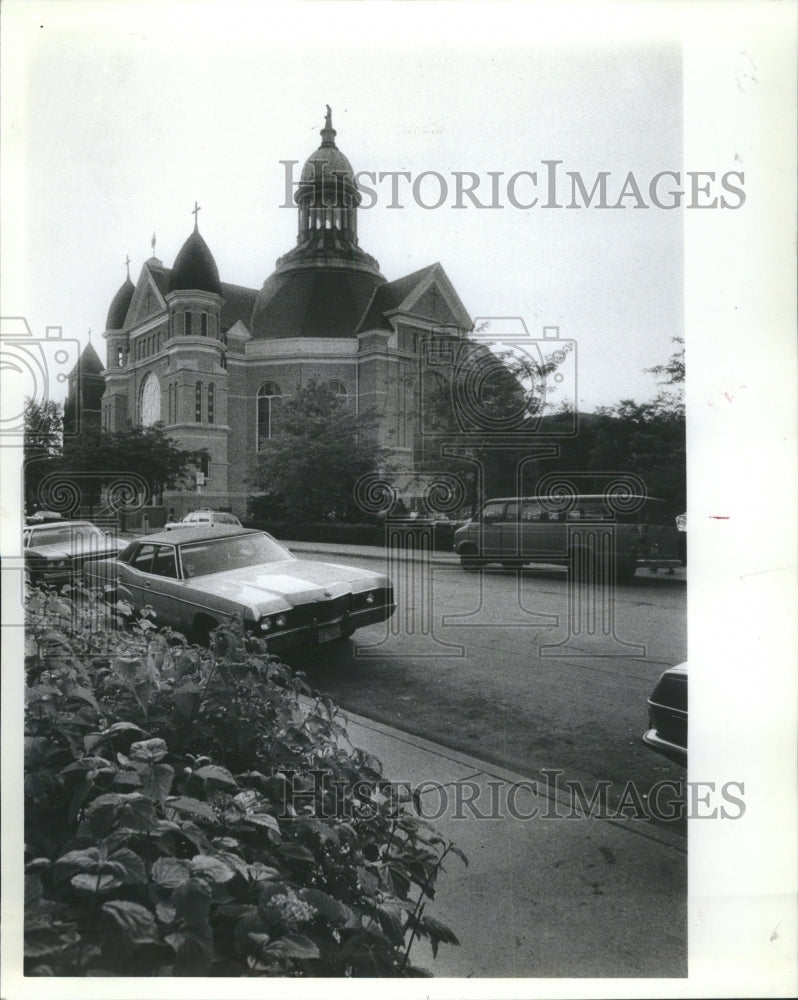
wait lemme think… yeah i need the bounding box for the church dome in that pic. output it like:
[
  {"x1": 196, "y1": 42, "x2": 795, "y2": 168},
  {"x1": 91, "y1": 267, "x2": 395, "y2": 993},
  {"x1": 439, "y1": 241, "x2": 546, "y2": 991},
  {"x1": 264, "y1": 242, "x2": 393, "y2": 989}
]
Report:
[
  {"x1": 297, "y1": 106, "x2": 358, "y2": 197},
  {"x1": 300, "y1": 144, "x2": 356, "y2": 187},
  {"x1": 168, "y1": 227, "x2": 222, "y2": 296},
  {"x1": 105, "y1": 274, "x2": 135, "y2": 329}
]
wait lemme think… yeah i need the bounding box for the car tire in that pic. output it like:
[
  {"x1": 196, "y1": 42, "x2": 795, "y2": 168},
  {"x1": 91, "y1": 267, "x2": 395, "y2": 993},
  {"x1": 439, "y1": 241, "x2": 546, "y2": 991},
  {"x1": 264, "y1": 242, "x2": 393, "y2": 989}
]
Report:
[
  {"x1": 459, "y1": 547, "x2": 482, "y2": 571},
  {"x1": 615, "y1": 559, "x2": 637, "y2": 585}
]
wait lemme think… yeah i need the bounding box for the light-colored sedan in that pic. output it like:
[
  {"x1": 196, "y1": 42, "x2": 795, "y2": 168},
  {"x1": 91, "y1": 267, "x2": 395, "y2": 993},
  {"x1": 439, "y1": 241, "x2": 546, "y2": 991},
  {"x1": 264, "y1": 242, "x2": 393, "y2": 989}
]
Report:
[
  {"x1": 23, "y1": 519, "x2": 128, "y2": 586},
  {"x1": 84, "y1": 525, "x2": 395, "y2": 649},
  {"x1": 164, "y1": 510, "x2": 242, "y2": 531}
]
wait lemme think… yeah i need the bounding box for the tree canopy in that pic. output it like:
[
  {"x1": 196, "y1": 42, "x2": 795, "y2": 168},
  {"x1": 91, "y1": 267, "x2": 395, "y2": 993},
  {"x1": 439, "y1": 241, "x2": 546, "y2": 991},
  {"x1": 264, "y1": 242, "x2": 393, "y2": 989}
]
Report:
[
  {"x1": 23, "y1": 398, "x2": 64, "y2": 512},
  {"x1": 61, "y1": 423, "x2": 203, "y2": 502},
  {"x1": 249, "y1": 379, "x2": 386, "y2": 522}
]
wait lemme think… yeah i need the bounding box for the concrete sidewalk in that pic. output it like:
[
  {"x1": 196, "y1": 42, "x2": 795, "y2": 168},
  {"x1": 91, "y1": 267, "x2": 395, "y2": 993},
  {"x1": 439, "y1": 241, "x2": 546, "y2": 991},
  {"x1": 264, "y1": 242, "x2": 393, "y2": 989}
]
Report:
[{"x1": 339, "y1": 706, "x2": 687, "y2": 978}]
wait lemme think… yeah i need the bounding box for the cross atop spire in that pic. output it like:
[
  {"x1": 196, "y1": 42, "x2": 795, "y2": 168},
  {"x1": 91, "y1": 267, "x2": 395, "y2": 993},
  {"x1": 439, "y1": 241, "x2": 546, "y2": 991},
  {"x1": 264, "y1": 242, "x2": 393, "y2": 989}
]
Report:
[
  {"x1": 125, "y1": 254, "x2": 131, "y2": 279},
  {"x1": 87, "y1": 327, "x2": 92, "y2": 342},
  {"x1": 151, "y1": 231, "x2": 157, "y2": 256},
  {"x1": 320, "y1": 104, "x2": 337, "y2": 147},
  {"x1": 192, "y1": 201, "x2": 201, "y2": 231}
]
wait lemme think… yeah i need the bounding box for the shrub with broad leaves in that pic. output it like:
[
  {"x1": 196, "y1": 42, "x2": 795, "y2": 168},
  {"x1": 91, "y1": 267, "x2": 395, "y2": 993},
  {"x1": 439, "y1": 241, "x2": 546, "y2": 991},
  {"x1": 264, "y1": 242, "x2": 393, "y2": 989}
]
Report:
[{"x1": 24, "y1": 586, "x2": 465, "y2": 976}]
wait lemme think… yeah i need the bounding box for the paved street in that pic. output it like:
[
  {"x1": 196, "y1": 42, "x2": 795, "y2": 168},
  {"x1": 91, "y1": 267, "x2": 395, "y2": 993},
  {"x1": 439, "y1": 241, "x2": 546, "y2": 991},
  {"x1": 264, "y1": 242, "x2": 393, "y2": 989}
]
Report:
[{"x1": 284, "y1": 552, "x2": 687, "y2": 833}]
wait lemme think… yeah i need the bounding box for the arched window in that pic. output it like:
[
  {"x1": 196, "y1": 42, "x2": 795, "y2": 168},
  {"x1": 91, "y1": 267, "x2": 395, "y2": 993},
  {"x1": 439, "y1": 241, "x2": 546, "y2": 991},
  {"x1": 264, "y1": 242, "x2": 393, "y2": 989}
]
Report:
[
  {"x1": 207, "y1": 384, "x2": 214, "y2": 424},
  {"x1": 185, "y1": 312, "x2": 193, "y2": 336},
  {"x1": 201, "y1": 313, "x2": 208, "y2": 336},
  {"x1": 257, "y1": 382, "x2": 281, "y2": 448},
  {"x1": 219, "y1": 353, "x2": 227, "y2": 370},
  {"x1": 195, "y1": 382, "x2": 202, "y2": 422},
  {"x1": 117, "y1": 347, "x2": 124, "y2": 367},
  {"x1": 140, "y1": 372, "x2": 161, "y2": 427},
  {"x1": 327, "y1": 380, "x2": 348, "y2": 402}
]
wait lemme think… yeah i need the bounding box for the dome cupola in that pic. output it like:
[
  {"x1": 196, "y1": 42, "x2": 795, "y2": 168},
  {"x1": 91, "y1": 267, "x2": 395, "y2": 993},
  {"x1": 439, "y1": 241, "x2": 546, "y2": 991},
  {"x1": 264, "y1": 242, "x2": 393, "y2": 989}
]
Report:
[{"x1": 273, "y1": 107, "x2": 381, "y2": 277}]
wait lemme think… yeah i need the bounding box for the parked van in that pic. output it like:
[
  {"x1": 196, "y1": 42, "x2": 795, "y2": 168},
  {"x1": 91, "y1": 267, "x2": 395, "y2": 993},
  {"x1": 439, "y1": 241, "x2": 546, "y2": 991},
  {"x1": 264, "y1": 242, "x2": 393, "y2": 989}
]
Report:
[{"x1": 453, "y1": 494, "x2": 683, "y2": 583}]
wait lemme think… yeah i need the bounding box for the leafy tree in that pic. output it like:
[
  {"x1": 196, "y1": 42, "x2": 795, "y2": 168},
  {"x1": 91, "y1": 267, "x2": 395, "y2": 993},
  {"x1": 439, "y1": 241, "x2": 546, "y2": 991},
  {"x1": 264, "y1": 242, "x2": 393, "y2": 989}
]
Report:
[
  {"x1": 24, "y1": 398, "x2": 63, "y2": 513},
  {"x1": 587, "y1": 338, "x2": 686, "y2": 511},
  {"x1": 60, "y1": 424, "x2": 204, "y2": 508},
  {"x1": 250, "y1": 380, "x2": 386, "y2": 522},
  {"x1": 408, "y1": 336, "x2": 559, "y2": 512},
  {"x1": 647, "y1": 336, "x2": 685, "y2": 390}
]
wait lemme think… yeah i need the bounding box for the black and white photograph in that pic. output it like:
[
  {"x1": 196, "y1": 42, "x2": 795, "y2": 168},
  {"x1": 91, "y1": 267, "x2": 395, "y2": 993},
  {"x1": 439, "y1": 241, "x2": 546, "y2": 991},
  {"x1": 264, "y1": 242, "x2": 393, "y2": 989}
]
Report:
[{"x1": 1, "y1": 1, "x2": 795, "y2": 997}]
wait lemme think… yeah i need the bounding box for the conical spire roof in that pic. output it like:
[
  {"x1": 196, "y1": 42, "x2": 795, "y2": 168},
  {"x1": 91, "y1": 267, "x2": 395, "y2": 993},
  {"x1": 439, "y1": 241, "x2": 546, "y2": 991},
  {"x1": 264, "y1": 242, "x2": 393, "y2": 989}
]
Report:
[
  {"x1": 168, "y1": 216, "x2": 221, "y2": 295},
  {"x1": 106, "y1": 273, "x2": 135, "y2": 329}
]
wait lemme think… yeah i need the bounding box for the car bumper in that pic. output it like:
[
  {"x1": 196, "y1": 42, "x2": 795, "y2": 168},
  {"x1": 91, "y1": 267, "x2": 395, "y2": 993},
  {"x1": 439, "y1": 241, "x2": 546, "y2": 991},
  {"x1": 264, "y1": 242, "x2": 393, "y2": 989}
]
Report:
[
  {"x1": 636, "y1": 557, "x2": 683, "y2": 570},
  {"x1": 642, "y1": 727, "x2": 687, "y2": 766},
  {"x1": 255, "y1": 602, "x2": 396, "y2": 653},
  {"x1": 29, "y1": 566, "x2": 71, "y2": 585}
]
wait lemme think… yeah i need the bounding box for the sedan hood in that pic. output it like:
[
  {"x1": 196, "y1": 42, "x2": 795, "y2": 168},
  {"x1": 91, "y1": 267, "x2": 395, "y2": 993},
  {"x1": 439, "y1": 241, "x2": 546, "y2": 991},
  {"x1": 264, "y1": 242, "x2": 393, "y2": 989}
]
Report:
[
  {"x1": 26, "y1": 542, "x2": 74, "y2": 560},
  {"x1": 186, "y1": 558, "x2": 387, "y2": 613}
]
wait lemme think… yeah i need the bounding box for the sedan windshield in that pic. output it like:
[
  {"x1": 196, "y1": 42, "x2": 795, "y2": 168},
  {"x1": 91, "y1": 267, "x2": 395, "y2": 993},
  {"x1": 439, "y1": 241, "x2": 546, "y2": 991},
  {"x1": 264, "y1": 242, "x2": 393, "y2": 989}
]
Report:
[{"x1": 180, "y1": 533, "x2": 292, "y2": 579}]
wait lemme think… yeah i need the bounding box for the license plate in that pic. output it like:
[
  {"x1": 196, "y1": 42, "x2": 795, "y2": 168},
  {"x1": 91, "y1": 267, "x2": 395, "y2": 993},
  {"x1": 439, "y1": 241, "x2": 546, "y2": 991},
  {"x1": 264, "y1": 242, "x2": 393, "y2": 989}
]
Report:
[{"x1": 318, "y1": 624, "x2": 341, "y2": 643}]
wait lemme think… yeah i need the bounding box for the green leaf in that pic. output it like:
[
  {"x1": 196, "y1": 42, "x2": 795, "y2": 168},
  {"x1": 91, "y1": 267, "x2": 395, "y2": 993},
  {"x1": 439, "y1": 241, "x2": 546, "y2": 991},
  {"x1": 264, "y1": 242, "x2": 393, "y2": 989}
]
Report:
[
  {"x1": 278, "y1": 843, "x2": 315, "y2": 863},
  {"x1": 87, "y1": 791, "x2": 156, "y2": 833},
  {"x1": 265, "y1": 932, "x2": 320, "y2": 960},
  {"x1": 102, "y1": 900, "x2": 157, "y2": 943},
  {"x1": 195, "y1": 764, "x2": 238, "y2": 791},
  {"x1": 151, "y1": 857, "x2": 190, "y2": 889},
  {"x1": 174, "y1": 686, "x2": 202, "y2": 718},
  {"x1": 173, "y1": 877, "x2": 212, "y2": 931},
  {"x1": 129, "y1": 738, "x2": 168, "y2": 763},
  {"x1": 139, "y1": 762, "x2": 175, "y2": 804},
  {"x1": 71, "y1": 872, "x2": 121, "y2": 892},
  {"x1": 300, "y1": 888, "x2": 352, "y2": 926},
  {"x1": 166, "y1": 796, "x2": 217, "y2": 823},
  {"x1": 106, "y1": 846, "x2": 146, "y2": 885},
  {"x1": 247, "y1": 861, "x2": 281, "y2": 885},
  {"x1": 419, "y1": 914, "x2": 460, "y2": 949},
  {"x1": 189, "y1": 855, "x2": 235, "y2": 884}
]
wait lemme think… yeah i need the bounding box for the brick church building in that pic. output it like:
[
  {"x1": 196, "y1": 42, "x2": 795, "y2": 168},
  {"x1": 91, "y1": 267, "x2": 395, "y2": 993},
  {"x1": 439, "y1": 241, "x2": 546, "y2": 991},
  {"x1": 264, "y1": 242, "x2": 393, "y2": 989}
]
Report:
[{"x1": 90, "y1": 109, "x2": 472, "y2": 519}]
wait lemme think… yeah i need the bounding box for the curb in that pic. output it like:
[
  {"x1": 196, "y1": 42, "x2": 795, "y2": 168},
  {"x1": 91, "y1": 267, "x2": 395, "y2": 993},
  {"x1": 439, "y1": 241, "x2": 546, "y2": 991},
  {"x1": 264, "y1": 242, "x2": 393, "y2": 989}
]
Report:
[
  {"x1": 286, "y1": 542, "x2": 460, "y2": 568},
  {"x1": 326, "y1": 702, "x2": 688, "y2": 853}
]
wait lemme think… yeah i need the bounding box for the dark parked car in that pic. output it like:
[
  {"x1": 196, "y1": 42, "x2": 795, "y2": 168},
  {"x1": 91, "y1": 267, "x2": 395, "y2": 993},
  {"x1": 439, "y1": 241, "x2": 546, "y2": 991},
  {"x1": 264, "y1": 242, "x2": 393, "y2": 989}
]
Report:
[
  {"x1": 642, "y1": 663, "x2": 687, "y2": 765},
  {"x1": 23, "y1": 519, "x2": 128, "y2": 586},
  {"x1": 453, "y1": 494, "x2": 684, "y2": 583},
  {"x1": 84, "y1": 525, "x2": 395, "y2": 649}
]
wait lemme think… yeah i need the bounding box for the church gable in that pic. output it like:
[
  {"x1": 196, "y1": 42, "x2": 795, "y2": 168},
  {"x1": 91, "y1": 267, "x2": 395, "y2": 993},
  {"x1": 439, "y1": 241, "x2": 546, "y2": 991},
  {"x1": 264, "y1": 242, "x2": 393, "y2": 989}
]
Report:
[
  {"x1": 392, "y1": 264, "x2": 472, "y2": 331},
  {"x1": 125, "y1": 266, "x2": 167, "y2": 329},
  {"x1": 411, "y1": 284, "x2": 462, "y2": 327}
]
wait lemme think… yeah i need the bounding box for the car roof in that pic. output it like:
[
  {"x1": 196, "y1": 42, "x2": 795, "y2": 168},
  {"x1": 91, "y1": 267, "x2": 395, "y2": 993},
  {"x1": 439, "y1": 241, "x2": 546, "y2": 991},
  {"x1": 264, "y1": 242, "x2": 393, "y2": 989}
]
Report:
[
  {"x1": 132, "y1": 525, "x2": 260, "y2": 545},
  {"x1": 27, "y1": 519, "x2": 98, "y2": 528}
]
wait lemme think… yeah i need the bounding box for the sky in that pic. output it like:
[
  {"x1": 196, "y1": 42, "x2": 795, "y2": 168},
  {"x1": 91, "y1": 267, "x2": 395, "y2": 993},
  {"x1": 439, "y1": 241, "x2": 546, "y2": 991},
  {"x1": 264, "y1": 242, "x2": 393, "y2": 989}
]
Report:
[{"x1": 3, "y1": 0, "x2": 684, "y2": 412}]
